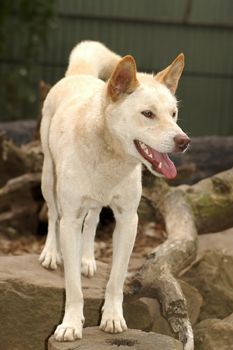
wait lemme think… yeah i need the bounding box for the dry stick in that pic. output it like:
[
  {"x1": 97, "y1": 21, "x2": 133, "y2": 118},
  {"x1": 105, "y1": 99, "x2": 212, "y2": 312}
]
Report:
[{"x1": 126, "y1": 177, "x2": 198, "y2": 350}]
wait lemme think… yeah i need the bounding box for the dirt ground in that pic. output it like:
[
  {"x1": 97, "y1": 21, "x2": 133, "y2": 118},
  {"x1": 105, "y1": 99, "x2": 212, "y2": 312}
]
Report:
[{"x1": 0, "y1": 216, "x2": 165, "y2": 273}]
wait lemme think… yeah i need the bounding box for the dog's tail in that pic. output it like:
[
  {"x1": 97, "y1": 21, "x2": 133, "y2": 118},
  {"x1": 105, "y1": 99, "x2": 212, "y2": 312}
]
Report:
[{"x1": 65, "y1": 41, "x2": 121, "y2": 80}]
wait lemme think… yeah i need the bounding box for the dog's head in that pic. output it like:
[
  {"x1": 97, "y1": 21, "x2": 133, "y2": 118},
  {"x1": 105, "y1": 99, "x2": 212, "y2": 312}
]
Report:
[{"x1": 105, "y1": 54, "x2": 190, "y2": 179}]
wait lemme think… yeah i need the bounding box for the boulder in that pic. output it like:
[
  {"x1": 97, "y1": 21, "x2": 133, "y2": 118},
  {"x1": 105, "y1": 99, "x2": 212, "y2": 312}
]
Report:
[
  {"x1": 198, "y1": 227, "x2": 233, "y2": 258},
  {"x1": 48, "y1": 327, "x2": 182, "y2": 350},
  {"x1": 0, "y1": 255, "x2": 152, "y2": 350},
  {"x1": 0, "y1": 254, "x2": 201, "y2": 350},
  {"x1": 194, "y1": 314, "x2": 233, "y2": 350},
  {"x1": 183, "y1": 250, "x2": 233, "y2": 320}
]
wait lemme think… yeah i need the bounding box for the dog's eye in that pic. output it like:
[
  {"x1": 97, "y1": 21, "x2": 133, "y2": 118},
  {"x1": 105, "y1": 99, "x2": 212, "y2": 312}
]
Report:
[
  {"x1": 172, "y1": 111, "x2": 176, "y2": 118},
  {"x1": 141, "y1": 110, "x2": 155, "y2": 119}
]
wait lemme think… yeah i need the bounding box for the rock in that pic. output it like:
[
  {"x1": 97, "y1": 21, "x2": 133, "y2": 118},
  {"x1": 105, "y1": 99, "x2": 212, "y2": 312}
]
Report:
[
  {"x1": 0, "y1": 255, "x2": 154, "y2": 350},
  {"x1": 0, "y1": 254, "x2": 107, "y2": 350},
  {"x1": 48, "y1": 327, "x2": 182, "y2": 350},
  {"x1": 183, "y1": 250, "x2": 233, "y2": 320},
  {"x1": 0, "y1": 173, "x2": 42, "y2": 237},
  {"x1": 198, "y1": 228, "x2": 233, "y2": 258},
  {"x1": 180, "y1": 280, "x2": 203, "y2": 325},
  {"x1": 194, "y1": 316, "x2": 233, "y2": 350},
  {"x1": 224, "y1": 313, "x2": 233, "y2": 323},
  {"x1": 0, "y1": 254, "x2": 202, "y2": 350}
]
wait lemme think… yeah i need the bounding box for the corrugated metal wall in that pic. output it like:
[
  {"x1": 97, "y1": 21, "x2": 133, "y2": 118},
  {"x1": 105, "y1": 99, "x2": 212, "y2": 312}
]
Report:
[{"x1": 1, "y1": 0, "x2": 233, "y2": 136}]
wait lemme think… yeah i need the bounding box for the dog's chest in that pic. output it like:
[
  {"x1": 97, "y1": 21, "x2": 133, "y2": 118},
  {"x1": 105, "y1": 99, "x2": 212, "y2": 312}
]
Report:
[{"x1": 85, "y1": 158, "x2": 138, "y2": 206}]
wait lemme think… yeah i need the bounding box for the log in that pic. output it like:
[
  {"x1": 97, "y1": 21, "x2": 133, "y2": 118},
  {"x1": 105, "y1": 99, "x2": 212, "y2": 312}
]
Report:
[
  {"x1": 0, "y1": 173, "x2": 42, "y2": 237},
  {"x1": 181, "y1": 168, "x2": 233, "y2": 233},
  {"x1": 127, "y1": 180, "x2": 198, "y2": 350},
  {"x1": 132, "y1": 167, "x2": 233, "y2": 349},
  {"x1": 139, "y1": 167, "x2": 233, "y2": 234},
  {"x1": 0, "y1": 130, "x2": 43, "y2": 188}
]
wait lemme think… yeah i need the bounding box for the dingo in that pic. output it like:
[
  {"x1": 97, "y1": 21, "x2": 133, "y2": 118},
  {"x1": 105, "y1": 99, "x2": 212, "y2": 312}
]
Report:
[{"x1": 39, "y1": 41, "x2": 190, "y2": 341}]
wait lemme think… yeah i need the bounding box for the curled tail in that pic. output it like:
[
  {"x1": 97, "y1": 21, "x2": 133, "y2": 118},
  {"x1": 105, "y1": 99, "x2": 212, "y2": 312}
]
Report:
[{"x1": 65, "y1": 40, "x2": 121, "y2": 80}]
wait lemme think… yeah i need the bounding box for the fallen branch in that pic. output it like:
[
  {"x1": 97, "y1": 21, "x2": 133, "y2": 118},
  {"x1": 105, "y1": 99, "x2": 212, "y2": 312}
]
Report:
[
  {"x1": 127, "y1": 168, "x2": 233, "y2": 349},
  {"x1": 127, "y1": 180, "x2": 197, "y2": 350},
  {"x1": 138, "y1": 167, "x2": 233, "y2": 234}
]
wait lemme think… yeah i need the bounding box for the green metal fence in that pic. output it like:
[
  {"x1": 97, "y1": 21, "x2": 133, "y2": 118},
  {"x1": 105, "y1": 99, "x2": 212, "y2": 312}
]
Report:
[{"x1": 0, "y1": 0, "x2": 233, "y2": 136}]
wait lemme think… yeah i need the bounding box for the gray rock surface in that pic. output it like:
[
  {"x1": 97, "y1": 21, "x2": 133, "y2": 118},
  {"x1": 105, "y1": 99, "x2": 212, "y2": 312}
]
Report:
[
  {"x1": 194, "y1": 314, "x2": 233, "y2": 350},
  {"x1": 183, "y1": 250, "x2": 233, "y2": 320},
  {"x1": 198, "y1": 227, "x2": 233, "y2": 257},
  {"x1": 0, "y1": 254, "x2": 108, "y2": 350},
  {"x1": 0, "y1": 254, "x2": 200, "y2": 350},
  {"x1": 48, "y1": 327, "x2": 182, "y2": 350}
]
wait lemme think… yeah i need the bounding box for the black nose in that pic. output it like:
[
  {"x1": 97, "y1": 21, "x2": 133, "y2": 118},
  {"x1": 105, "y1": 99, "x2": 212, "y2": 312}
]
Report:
[{"x1": 173, "y1": 134, "x2": 191, "y2": 152}]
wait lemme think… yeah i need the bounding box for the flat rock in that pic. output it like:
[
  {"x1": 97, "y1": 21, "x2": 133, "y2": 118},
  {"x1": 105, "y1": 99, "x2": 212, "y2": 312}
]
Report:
[
  {"x1": 48, "y1": 327, "x2": 182, "y2": 350},
  {"x1": 0, "y1": 254, "x2": 200, "y2": 350},
  {"x1": 0, "y1": 255, "x2": 153, "y2": 350}
]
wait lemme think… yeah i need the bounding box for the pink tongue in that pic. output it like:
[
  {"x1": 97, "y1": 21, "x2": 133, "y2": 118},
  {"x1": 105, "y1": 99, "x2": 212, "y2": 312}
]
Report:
[{"x1": 151, "y1": 150, "x2": 177, "y2": 179}]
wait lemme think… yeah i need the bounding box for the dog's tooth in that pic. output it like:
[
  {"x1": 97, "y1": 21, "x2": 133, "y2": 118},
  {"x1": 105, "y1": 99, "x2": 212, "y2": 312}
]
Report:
[{"x1": 158, "y1": 162, "x2": 162, "y2": 169}]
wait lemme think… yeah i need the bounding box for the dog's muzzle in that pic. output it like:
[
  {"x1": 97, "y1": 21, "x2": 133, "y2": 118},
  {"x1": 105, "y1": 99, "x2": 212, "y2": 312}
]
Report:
[{"x1": 173, "y1": 134, "x2": 190, "y2": 152}]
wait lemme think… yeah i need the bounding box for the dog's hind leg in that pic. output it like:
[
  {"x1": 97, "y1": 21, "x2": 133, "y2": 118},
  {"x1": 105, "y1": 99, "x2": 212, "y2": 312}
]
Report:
[
  {"x1": 54, "y1": 180, "x2": 87, "y2": 341},
  {"x1": 39, "y1": 156, "x2": 61, "y2": 269},
  {"x1": 81, "y1": 207, "x2": 101, "y2": 278}
]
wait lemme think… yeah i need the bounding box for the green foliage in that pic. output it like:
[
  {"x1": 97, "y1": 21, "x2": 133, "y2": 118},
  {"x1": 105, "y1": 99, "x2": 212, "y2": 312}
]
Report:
[{"x1": 0, "y1": 0, "x2": 56, "y2": 120}]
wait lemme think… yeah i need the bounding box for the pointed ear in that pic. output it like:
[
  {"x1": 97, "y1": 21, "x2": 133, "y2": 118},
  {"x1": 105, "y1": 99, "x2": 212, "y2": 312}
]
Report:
[
  {"x1": 107, "y1": 55, "x2": 139, "y2": 101},
  {"x1": 155, "y1": 53, "x2": 185, "y2": 94}
]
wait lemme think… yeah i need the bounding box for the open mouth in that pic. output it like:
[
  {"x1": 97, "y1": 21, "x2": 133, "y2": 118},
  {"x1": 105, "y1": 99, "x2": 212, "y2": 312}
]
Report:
[{"x1": 134, "y1": 140, "x2": 177, "y2": 179}]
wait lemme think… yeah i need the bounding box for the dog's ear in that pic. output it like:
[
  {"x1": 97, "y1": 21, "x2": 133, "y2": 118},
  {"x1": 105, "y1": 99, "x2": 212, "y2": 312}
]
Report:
[
  {"x1": 107, "y1": 55, "x2": 139, "y2": 101},
  {"x1": 155, "y1": 53, "x2": 185, "y2": 94}
]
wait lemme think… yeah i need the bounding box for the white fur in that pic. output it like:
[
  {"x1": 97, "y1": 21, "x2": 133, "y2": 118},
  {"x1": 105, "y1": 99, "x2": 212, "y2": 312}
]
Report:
[{"x1": 39, "y1": 41, "x2": 188, "y2": 341}]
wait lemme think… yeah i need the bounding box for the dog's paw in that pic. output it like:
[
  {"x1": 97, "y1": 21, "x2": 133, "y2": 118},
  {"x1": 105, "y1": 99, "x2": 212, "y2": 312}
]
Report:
[
  {"x1": 100, "y1": 314, "x2": 127, "y2": 334},
  {"x1": 81, "y1": 257, "x2": 96, "y2": 278},
  {"x1": 39, "y1": 247, "x2": 62, "y2": 270},
  {"x1": 54, "y1": 323, "x2": 82, "y2": 341}
]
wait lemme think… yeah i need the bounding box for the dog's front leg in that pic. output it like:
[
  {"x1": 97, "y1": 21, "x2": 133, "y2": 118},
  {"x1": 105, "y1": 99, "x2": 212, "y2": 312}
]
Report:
[
  {"x1": 54, "y1": 215, "x2": 84, "y2": 341},
  {"x1": 100, "y1": 210, "x2": 138, "y2": 333}
]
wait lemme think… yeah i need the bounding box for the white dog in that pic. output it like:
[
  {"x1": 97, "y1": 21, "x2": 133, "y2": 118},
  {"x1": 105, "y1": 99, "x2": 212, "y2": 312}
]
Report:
[{"x1": 39, "y1": 41, "x2": 190, "y2": 341}]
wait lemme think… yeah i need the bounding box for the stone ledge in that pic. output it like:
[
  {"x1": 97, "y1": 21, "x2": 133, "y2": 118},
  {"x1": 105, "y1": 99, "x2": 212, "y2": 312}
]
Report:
[
  {"x1": 48, "y1": 327, "x2": 182, "y2": 350},
  {"x1": 0, "y1": 254, "x2": 201, "y2": 350}
]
